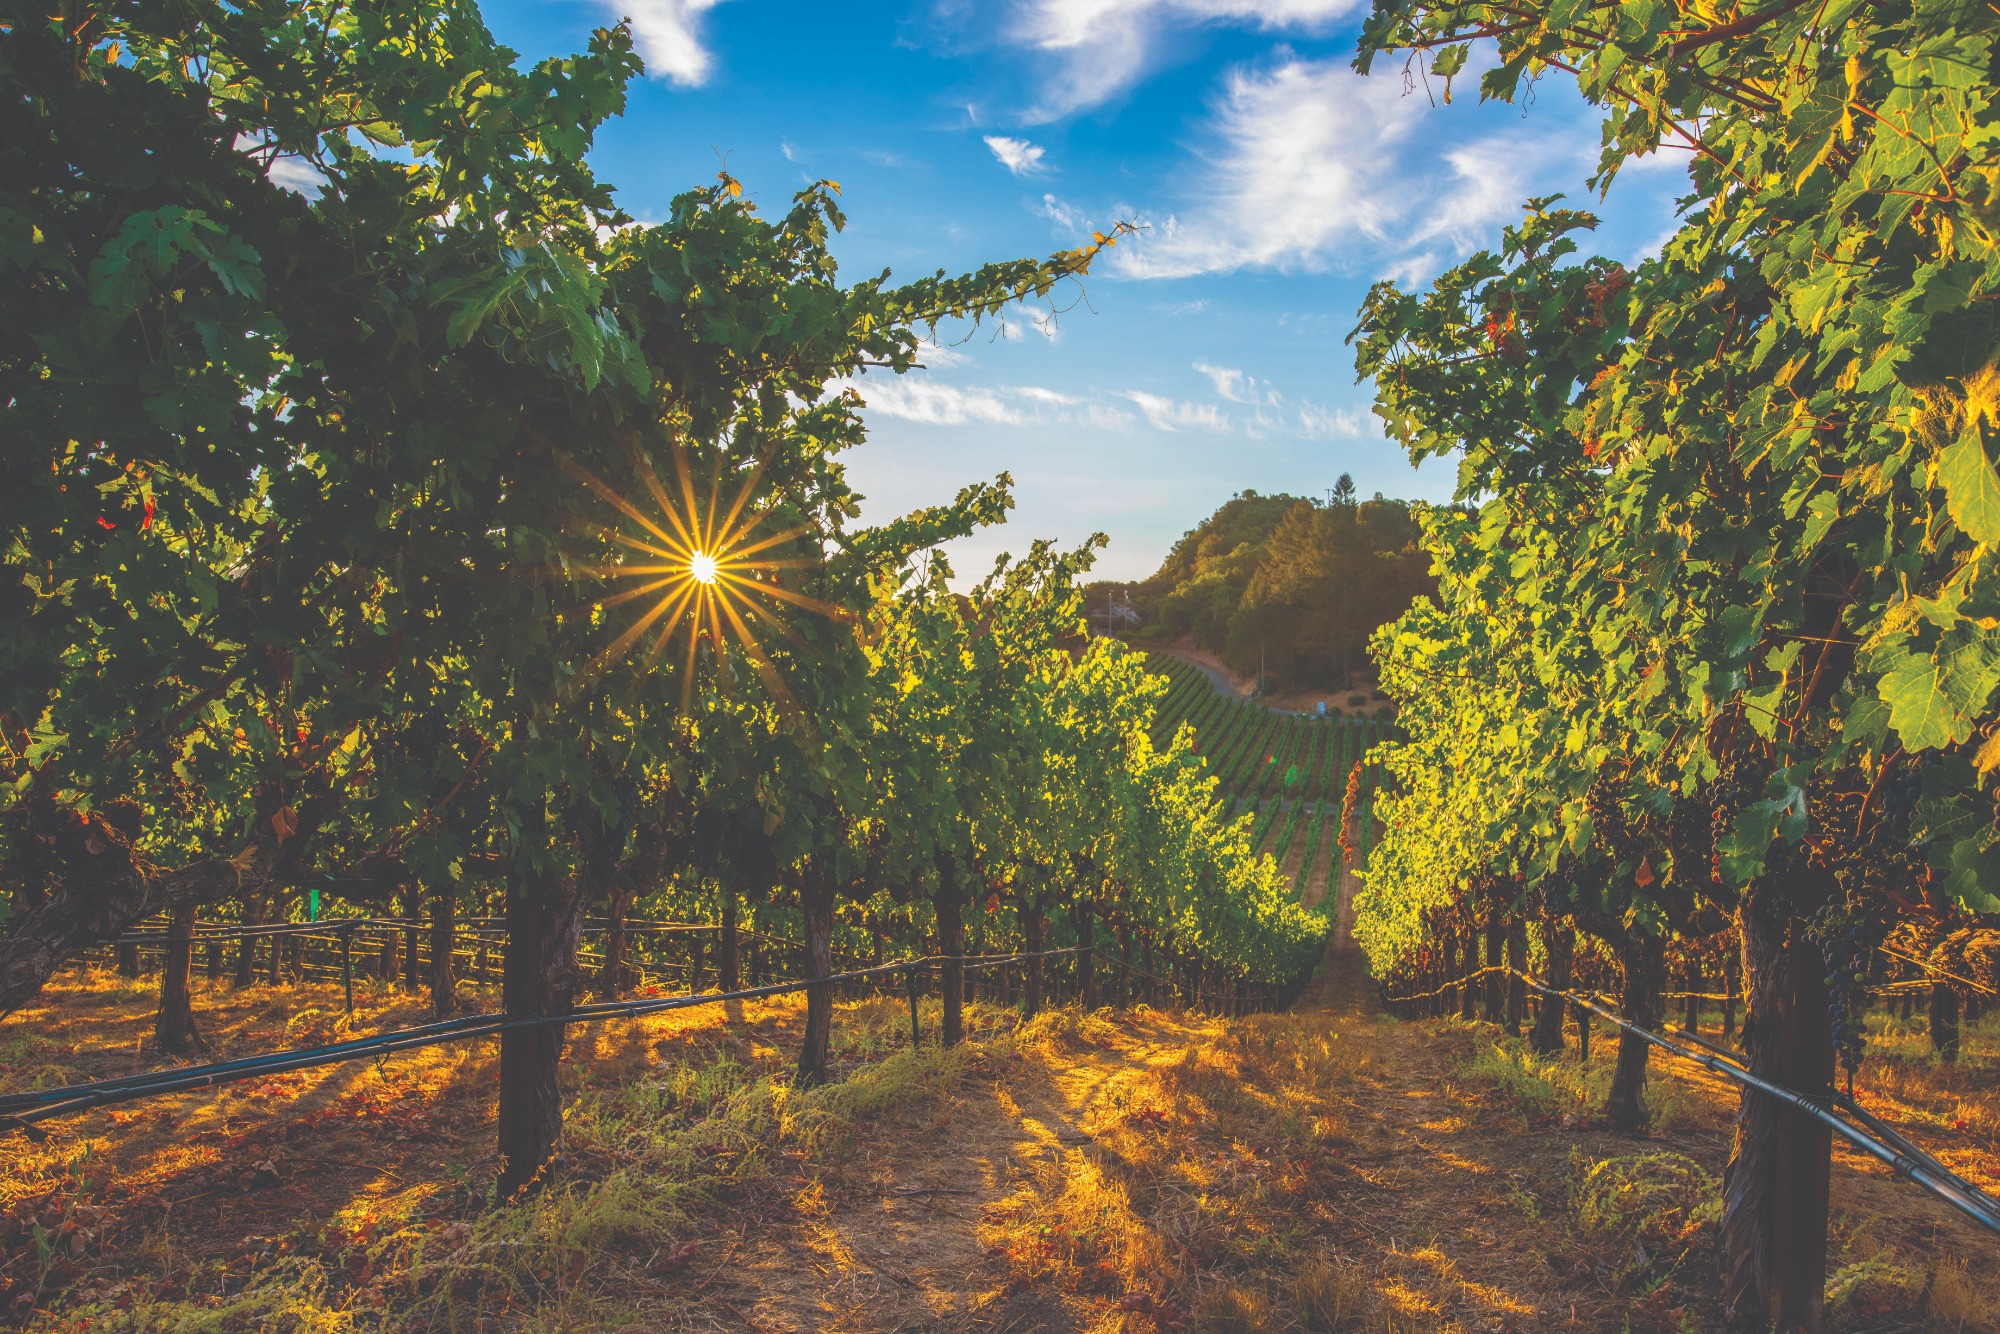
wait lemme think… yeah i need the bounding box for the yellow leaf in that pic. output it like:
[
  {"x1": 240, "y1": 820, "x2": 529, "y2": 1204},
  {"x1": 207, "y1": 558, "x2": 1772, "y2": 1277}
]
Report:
[{"x1": 1975, "y1": 730, "x2": 2000, "y2": 779}]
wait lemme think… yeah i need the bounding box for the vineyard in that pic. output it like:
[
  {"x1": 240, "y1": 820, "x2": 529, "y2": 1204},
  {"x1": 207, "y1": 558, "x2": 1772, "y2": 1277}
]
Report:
[
  {"x1": 7, "y1": 0, "x2": 2000, "y2": 1328},
  {"x1": 1144, "y1": 656, "x2": 1393, "y2": 914}
]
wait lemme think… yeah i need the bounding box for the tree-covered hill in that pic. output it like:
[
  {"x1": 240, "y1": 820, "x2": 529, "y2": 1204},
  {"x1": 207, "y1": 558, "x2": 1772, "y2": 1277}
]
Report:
[{"x1": 1093, "y1": 476, "x2": 1437, "y2": 691}]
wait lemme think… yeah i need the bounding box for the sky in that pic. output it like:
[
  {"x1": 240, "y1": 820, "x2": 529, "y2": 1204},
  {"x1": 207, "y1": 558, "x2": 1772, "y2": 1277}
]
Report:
[{"x1": 479, "y1": 0, "x2": 1695, "y2": 582}]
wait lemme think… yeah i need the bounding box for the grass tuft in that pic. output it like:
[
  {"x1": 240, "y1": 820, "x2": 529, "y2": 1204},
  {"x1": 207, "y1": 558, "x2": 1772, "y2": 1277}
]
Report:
[{"x1": 1192, "y1": 1280, "x2": 1272, "y2": 1333}]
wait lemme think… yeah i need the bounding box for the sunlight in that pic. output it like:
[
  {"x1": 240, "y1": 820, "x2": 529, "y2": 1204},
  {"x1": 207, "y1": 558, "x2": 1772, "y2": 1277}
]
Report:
[{"x1": 554, "y1": 446, "x2": 841, "y2": 709}]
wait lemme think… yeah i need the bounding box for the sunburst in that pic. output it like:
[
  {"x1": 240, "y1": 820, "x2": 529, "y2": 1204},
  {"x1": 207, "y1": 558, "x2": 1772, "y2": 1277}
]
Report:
[{"x1": 556, "y1": 446, "x2": 835, "y2": 710}]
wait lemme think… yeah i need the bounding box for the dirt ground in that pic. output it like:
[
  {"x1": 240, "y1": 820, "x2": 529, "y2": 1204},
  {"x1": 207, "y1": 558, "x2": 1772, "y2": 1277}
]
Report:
[{"x1": 5, "y1": 940, "x2": 1995, "y2": 1332}]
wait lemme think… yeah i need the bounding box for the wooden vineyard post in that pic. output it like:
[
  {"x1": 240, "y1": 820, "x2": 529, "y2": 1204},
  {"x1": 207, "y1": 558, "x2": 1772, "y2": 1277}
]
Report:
[
  {"x1": 268, "y1": 887, "x2": 289, "y2": 985},
  {"x1": 720, "y1": 889, "x2": 740, "y2": 991},
  {"x1": 154, "y1": 904, "x2": 200, "y2": 1054},
  {"x1": 1116, "y1": 922, "x2": 1132, "y2": 1006},
  {"x1": 1459, "y1": 928, "x2": 1478, "y2": 1020},
  {"x1": 1483, "y1": 914, "x2": 1505, "y2": 1021},
  {"x1": 401, "y1": 887, "x2": 422, "y2": 993},
  {"x1": 936, "y1": 856, "x2": 965, "y2": 1048},
  {"x1": 1723, "y1": 945, "x2": 1739, "y2": 1042},
  {"x1": 1022, "y1": 901, "x2": 1045, "y2": 1017},
  {"x1": 429, "y1": 884, "x2": 457, "y2": 1018},
  {"x1": 339, "y1": 923, "x2": 356, "y2": 1014},
  {"x1": 904, "y1": 964, "x2": 922, "y2": 1052},
  {"x1": 795, "y1": 863, "x2": 836, "y2": 1088}
]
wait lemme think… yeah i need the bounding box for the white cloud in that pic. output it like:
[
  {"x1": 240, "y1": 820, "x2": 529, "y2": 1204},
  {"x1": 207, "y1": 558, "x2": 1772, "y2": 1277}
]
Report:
[
  {"x1": 914, "y1": 340, "x2": 973, "y2": 369},
  {"x1": 613, "y1": 0, "x2": 729, "y2": 87},
  {"x1": 1193, "y1": 361, "x2": 1253, "y2": 403},
  {"x1": 1296, "y1": 401, "x2": 1375, "y2": 439},
  {"x1": 1119, "y1": 390, "x2": 1229, "y2": 433},
  {"x1": 985, "y1": 135, "x2": 1049, "y2": 175},
  {"x1": 265, "y1": 156, "x2": 326, "y2": 196},
  {"x1": 235, "y1": 132, "x2": 326, "y2": 196},
  {"x1": 839, "y1": 371, "x2": 1139, "y2": 434},
  {"x1": 1008, "y1": 0, "x2": 1363, "y2": 117},
  {"x1": 1016, "y1": 385, "x2": 1078, "y2": 405},
  {"x1": 848, "y1": 380, "x2": 1026, "y2": 427},
  {"x1": 780, "y1": 138, "x2": 803, "y2": 163},
  {"x1": 1097, "y1": 56, "x2": 1593, "y2": 279}
]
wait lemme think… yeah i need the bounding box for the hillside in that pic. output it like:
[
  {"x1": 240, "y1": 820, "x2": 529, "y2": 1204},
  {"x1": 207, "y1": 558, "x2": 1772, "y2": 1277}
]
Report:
[{"x1": 1090, "y1": 478, "x2": 1437, "y2": 694}]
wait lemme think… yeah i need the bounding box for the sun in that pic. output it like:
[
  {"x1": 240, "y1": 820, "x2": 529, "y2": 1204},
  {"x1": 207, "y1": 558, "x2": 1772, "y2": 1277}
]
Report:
[{"x1": 555, "y1": 446, "x2": 835, "y2": 708}]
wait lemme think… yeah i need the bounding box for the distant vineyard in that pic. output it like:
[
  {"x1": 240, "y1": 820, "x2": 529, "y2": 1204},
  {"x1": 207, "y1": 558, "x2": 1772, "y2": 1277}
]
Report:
[{"x1": 1145, "y1": 655, "x2": 1391, "y2": 908}]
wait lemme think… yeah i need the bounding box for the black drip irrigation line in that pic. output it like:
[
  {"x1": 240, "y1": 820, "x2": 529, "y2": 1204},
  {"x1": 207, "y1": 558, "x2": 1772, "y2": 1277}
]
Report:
[
  {"x1": 1453, "y1": 970, "x2": 2000, "y2": 1241},
  {"x1": 0, "y1": 948, "x2": 1081, "y2": 1136}
]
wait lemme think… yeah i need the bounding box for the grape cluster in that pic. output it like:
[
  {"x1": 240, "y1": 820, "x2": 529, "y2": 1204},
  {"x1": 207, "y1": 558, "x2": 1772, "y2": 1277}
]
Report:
[
  {"x1": 1585, "y1": 765, "x2": 1635, "y2": 862},
  {"x1": 1807, "y1": 891, "x2": 1889, "y2": 1076}
]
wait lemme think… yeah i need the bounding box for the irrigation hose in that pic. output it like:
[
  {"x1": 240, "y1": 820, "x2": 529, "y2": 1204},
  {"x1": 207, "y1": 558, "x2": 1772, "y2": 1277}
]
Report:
[
  {"x1": 1500, "y1": 972, "x2": 2000, "y2": 1240},
  {"x1": 0, "y1": 948, "x2": 1085, "y2": 1132}
]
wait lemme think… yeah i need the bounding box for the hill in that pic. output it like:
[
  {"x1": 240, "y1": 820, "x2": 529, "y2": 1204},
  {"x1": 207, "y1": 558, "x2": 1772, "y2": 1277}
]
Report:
[{"x1": 1090, "y1": 477, "x2": 1437, "y2": 693}]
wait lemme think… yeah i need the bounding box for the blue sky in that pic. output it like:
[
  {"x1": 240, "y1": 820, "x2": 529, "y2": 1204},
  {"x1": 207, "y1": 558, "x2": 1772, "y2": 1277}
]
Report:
[{"x1": 481, "y1": 0, "x2": 1693, "y2": 581}]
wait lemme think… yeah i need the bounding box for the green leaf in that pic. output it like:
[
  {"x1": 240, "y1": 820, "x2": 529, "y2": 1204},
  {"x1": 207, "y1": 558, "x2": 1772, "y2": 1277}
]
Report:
[{"x1": 1939, "y1": 424, "x2": 2000, "y2": 544}]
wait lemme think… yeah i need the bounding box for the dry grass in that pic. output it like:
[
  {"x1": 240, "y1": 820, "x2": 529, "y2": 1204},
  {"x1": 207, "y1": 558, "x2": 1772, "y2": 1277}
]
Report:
[{"x1": 4, "y1": 965, "x2": 1997, "y2": 1332}]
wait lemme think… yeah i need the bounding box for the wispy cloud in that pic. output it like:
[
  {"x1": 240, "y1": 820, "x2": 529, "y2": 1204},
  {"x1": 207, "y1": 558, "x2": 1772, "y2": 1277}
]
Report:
[
  {"x1": 985, "y1": 135, "x2": 1050, "y2": 175},
  {"x1": 1120, "y1": 390, "x2": 1229, "y2": 433},
  {"x1": 1044, "y1": 56, "x2": 1593, "y2": 281},
  {"x1": 610, "y1": 0, "x2": 730, "y2": 86},
  {"x1": 1296, "y1": 401, "x2": 1375, "y2": 439},
  {"x1": 1193, "y1": 361, "x2": 1253, "y2": 403},
  {"x1": 847, "y1": 380, "x2": 1027, "y2": 427},
  {"x1": 1005, "y1": 0, "x2": 1363, "y2": 118},
  {"x1": 1190, "y1": 362, "x2": 1375, "y2": 440}
]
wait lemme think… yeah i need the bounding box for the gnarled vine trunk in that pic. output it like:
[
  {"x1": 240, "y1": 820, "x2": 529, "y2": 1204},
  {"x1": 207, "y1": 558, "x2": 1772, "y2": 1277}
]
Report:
[
  {"x1": 1929, "y1": 983, "x2": 1960, "y2": 1063},
  {"x1": 597, "y1": 878, "x2": 635, "y2": 1001},
  {"x1": 1603, "y1": 932, "x2": 1663, "y2": 1132},
  {"x1": 1529, "y1": 920, "x2": 1573, "y2": 1055},
  {"x1": 1504, "y1": 919, "x2": 1526, "y2": 1036},
  {"x1": 495, "y1": 864, "x2": 585, "y2": 1200},
  {"x1": 1722, "y1": 870, "x2": 1834, "y2": 1333}
]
